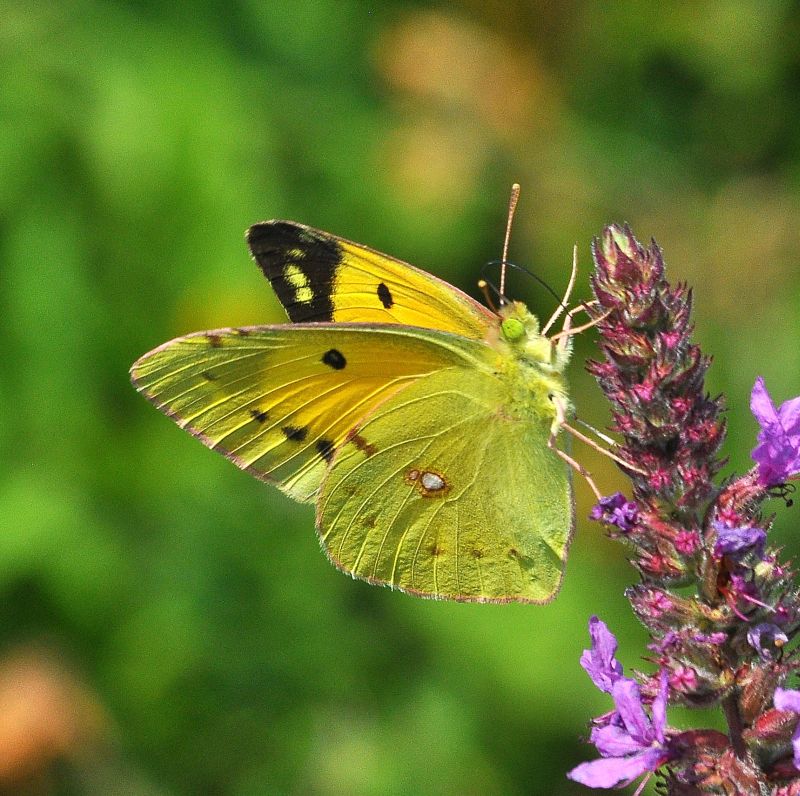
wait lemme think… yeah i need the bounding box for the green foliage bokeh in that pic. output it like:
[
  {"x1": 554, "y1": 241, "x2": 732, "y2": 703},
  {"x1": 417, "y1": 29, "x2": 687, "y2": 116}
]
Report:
[{"x1": 2, "y1": 2, "x2": 800, "y2": 794}]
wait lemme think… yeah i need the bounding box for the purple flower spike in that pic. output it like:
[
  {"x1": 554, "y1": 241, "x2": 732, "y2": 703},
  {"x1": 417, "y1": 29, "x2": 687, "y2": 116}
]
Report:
[
  {"x1": 713, "y1": 522, "x2": 766, "y2": 559},
  {"x1": 750, "y1": 377, "x2": 800, "y2": 486},
  {"x1": 774, "y1": 688, "x2": 800, "y2": 769},
  {"x1": 580, "y1": 616, "x2": 624, "y2": 693},
  {"x1": 568, "y1": 670, "x2": 670, "y2": 789},
  {"x1": 590, "y1": 492, "x2": 638, "y2": 531}
]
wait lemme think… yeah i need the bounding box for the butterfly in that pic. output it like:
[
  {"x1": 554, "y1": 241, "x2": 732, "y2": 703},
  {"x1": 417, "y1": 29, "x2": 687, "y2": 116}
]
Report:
[{"x1": 130, "y1": 215, "x2": 581, "y2": 603}]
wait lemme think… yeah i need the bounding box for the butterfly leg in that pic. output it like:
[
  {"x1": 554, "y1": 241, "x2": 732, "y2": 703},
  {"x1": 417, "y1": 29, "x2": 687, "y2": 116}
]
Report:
[
  {"x1": 573, "y1": 417, "x2": 619, "y2": 448},
  {"x1": 548, "y1": 395, "x2": 604, "y2": 500},
  {"x1": 558, "y1": 418, "x2": 647, "y2": 475},
  {"x1": 548, "y1": 301, "x2": 611, "y2": 355}
]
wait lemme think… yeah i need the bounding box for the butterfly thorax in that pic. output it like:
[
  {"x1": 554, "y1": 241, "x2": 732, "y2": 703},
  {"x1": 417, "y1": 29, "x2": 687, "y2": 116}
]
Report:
[{"x1": 489, "y1": 301, "x2": 572, "y2": 428}]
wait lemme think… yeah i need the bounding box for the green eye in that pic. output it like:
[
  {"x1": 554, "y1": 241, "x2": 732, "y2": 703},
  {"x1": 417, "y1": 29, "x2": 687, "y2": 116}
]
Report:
[{"x1": 501, "y1": 317, "x2": 525, "y2": 341}]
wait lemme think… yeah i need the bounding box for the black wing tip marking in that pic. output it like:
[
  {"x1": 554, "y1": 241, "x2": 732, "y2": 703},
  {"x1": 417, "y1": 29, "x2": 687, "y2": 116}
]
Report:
[
  {"x1": 245, "y1": 220, "x2": 341, "y2": 270},
  {"x1": 246, "y1": 220, "x2": 341, "y2": 323},
  {"x1": 246, "y1": 220, "x2": 310, "y2": 250}
]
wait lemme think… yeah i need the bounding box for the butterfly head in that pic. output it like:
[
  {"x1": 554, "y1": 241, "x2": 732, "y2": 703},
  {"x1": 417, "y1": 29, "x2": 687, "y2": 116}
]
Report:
[
  {"x1": 499, "y1": 301, "x2": 537, "y2": 341},
  {"x1": 497, "y1": 301, "x2": 570, "y2": 373}
]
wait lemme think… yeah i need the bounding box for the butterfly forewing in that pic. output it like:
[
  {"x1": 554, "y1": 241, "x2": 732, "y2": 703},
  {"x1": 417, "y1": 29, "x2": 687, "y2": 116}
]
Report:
[
  {"x1": 318, "y1": 368, "x2": 574, "y2": 604},
  {"x1": 247, "y1": 221, "x2": 495, "y2": 339},
  {"x1": 131, "y1": 324, "x2": 491, "y2": 503}
]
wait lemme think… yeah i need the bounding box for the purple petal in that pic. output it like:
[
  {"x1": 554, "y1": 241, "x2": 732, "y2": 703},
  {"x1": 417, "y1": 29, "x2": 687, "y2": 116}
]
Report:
[
  {"x1": 775, "y1": 689, "x2": 800, "y2": 769},
  {"x1": 580, "y1": 616, "x2": 624, "y2": 693},
  {"x1": 752, "y1": 438, "x2": 797, "y2": 486},
  {"x1": 591, "y1": 722, "x2": 643, "y2": 757},
  {"x1": 651, "y1": 670, "x2": 669, "y2": 744},
  {"x1": 713, "y1": 525, "x2": 766, "y2": 558},
  {"x1": 778, "y1": 395, "x2": 800, "y2": 436},
  {"x1": 590, "y1": 494, "x2": 619, "y2": 523},
  {"x1": 774, "y1": 687, "x2": 800, "y2": 714},
  {"x1": 793, "y1": 724, "x2": 800, "y2": 771},
  {"x1": 610, "y1": 501, "x2": 638, "y2": 532},
  {"x1": 590, "y1": 492, "x2": 638, "y2": 531},
  {"x1": 567, "y1": 747, "x2": 665, "y2": 788},
  {"x1": 612, "y1": 678, "x2": 652, "y2": 744},
  {"x1": 751, "y1": 440, "x2": 785, "y2": 485},
  {"x1": 777, "y1": 689, "x2": 800, "y2": 772},
  {"x1": 751, "y1": 377, "x2": 778, "y2": 428},
  {"x1": 747, "y1": 623, "x2": 788, "y2": 660},
  {"x1": 750, "y1": 378, "x2": 800, "y2": 485}
]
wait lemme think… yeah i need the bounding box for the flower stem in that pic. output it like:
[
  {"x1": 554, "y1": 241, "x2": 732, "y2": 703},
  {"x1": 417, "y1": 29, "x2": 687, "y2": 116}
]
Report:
[{"x1": 721, "y1": 690, "x2": 746, "y2": 758}]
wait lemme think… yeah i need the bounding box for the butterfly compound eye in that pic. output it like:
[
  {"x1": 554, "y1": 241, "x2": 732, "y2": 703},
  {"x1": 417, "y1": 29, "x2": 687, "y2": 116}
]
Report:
[{"x1": 501, "y1": 317, "x2": 525, "y2": 341}]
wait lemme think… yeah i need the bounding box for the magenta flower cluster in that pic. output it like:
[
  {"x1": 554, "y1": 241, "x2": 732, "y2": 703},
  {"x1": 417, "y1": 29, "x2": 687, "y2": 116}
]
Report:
[{"x1": 570, "y1": 225, "x2": 800, "y2": 793}]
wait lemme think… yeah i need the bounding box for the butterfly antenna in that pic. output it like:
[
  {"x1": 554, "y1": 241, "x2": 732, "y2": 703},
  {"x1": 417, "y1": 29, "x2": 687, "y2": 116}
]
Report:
[
  {"x1": 477, "y1": 278, "x2": 499, "y2": 313},
  {"x1": 500, "y1": 183, "x2": 520, "y2": 299}
]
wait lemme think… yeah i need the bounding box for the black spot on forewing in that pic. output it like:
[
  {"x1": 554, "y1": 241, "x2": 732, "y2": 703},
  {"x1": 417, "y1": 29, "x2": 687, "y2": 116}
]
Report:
[
  {"x1": 322, "y1": 348, "x2": 346, "y2": 370},
  {"x1": 316, "y1": 438, "x2": 335, "y2": 463},
  {"x1": 206, "y1": 333, "x2": 222, "y2": 348},
  {"x1": 282, "y1": 425, "x2": 308, "y2": 442},
  {"x1": 246, "y1": 221, "x2": 340, "y2": 322},
  {"x1": 377, "y1": 282, "x2": 393, "y2": 309},
  {"x1": 201, "y1": 371, "x2": 218, "y2": 381},
  {"x1": 250, "y1": 408, "x2": 269, "y2": 423}
]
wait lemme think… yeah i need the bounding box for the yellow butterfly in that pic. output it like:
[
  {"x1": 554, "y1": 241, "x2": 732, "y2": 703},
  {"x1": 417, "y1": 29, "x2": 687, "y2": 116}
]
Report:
[{"x1": 131, "y1": 212, "x2": 581, "y2": 603}]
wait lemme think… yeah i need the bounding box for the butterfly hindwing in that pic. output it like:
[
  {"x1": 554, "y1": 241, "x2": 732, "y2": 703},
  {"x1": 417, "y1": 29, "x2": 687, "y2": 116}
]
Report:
[
  {"x1": 247, "y1": 221, "x2": 495, "y2": 338},
  {"x1": 318, "y1": 368, "x2": 573, "y2": 603},
  {"x1": 130, "y1": 324, "x2": 490, "y2": 503}
]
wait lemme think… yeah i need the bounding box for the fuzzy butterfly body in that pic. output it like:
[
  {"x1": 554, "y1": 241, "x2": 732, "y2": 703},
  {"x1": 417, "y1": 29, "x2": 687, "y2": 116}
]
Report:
[{"x1": 131, "y1": 221, "x2": 575, "y2": 603}]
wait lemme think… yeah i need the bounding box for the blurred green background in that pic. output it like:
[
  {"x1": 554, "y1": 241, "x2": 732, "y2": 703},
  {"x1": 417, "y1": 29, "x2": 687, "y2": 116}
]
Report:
[{"x1": 3, "y1": 1, "x2": 800, "y2": 794}]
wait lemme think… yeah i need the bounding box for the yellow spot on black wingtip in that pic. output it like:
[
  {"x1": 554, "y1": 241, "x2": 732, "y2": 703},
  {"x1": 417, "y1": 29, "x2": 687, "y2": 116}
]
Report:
[{"x1": 284, "y1": 264, "x2": 314, "y2": 304}]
